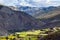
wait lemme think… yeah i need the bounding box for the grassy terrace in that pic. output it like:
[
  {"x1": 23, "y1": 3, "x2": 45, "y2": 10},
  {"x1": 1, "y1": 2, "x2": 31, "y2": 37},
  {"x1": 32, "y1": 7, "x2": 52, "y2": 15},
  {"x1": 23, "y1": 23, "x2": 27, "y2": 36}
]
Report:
[{"x1": 0, "y1": 27, "x2": 60, "y2": 40}]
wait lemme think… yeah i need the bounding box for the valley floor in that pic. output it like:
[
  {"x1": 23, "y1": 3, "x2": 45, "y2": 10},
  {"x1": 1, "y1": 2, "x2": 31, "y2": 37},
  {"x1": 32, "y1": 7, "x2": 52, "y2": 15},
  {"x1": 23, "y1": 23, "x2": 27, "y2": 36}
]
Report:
[{"x1": 0, "y1": 27, "x2": 60, "y2": 40}]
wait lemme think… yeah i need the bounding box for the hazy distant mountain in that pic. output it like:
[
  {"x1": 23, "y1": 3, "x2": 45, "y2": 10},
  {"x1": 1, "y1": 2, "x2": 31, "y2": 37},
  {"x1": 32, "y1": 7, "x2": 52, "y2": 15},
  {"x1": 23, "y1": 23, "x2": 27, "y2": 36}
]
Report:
[
  {"x1": 42, "y1": 14, "x2": 60, "y2": 28},
  {"x1": 15, "y1": 6, "x2": 57, "y2": 16},
  {"x1": 15, "y1": 5, "x2": 41, "y2": 15},
  {"x1": 34, "y1": 6, "x2": 58, "y2": 18},
  {"x1": 0, "y1": 5, "x2": 45, "y2": 36},
  {"x1": 35, "y1": 6, "x2": 60, "y2": 21},
  {"x1": 35, "y1": 6, "x2": 60, "y2": 28}
]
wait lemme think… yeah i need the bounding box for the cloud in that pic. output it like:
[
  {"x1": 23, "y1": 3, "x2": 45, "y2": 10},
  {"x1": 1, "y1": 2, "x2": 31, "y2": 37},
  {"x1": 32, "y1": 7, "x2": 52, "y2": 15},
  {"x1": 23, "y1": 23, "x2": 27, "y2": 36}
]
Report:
[
  {"x1": 0, "y1": 0, "x2": 18, "y2": 6},
  {"x1": 0, "y1": 0, "x2": 60, "y2": 7},
  {"x1": 46, "y1": 0, "x2": 60, "y2": 6},
  {"x1": 0, "y1": 0, "x2": 4, "y2": 4},
  {"x1": 18, "y1": 0, "x2": 47, "y2": 7}
]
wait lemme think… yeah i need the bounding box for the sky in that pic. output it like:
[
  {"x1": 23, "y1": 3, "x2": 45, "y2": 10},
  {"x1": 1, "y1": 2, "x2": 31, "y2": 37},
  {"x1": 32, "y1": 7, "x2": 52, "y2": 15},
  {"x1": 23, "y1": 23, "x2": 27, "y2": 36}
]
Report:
[{"x1": 0, "y1": 0, "x2": 60, "y2": 7}]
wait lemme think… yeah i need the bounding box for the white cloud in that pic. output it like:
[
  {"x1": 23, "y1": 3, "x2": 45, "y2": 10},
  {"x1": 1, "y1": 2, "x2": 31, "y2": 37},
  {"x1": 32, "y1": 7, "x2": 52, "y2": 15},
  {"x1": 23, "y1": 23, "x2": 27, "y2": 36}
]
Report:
[
  {"x1": 32, "y1": 0, "x2": 42, "y2": 2},
  {"x1": 19, "y1": 1, "x2": 32, "y2": 6},
  {"x1": 0, "y1": 0, "x2": 18, "y2": 6},
  {"x1": 0, "y1": 0, "x2": 4, "y2": 4},
  {"x1": 0, "y1": 0, "x2": 60, "y2": 7},
  {"x1": 46, "y1": 0, "x2": 60, "y2": 6}
]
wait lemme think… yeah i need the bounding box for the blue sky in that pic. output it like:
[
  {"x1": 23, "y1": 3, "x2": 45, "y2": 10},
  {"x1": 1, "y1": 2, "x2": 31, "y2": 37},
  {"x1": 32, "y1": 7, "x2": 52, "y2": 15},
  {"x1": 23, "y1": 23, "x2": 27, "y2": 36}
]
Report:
[{"x1": 0, "y1": 0, "x2": 60, "y2": 7}]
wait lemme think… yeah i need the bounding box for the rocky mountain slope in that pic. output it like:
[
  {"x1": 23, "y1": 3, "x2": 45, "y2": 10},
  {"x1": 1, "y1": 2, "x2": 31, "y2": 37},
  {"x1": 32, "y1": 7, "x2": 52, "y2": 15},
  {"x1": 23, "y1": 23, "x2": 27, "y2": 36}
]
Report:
[
  {"x1": 0, "y1": 5, "x2": 45, "y2": 36},
  {"x1": 0, "y1": 5, "x2": 60, "y2": 36},
  {"x1": 35, "y1": 6, "x2": 60, "y2": 28}
]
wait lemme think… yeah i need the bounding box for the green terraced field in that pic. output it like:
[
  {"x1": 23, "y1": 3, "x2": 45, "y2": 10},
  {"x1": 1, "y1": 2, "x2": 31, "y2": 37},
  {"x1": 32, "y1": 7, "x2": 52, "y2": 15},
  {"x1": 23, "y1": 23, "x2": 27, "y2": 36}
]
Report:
[{"x1": 0, "y1": 27, "x2": 60, "y2": 40}]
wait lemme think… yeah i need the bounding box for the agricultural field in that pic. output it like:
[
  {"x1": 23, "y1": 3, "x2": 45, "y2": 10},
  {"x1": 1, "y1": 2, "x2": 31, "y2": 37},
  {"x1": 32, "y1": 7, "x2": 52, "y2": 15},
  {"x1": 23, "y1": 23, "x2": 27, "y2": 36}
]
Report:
[{"x1": 0, "y1": 27, "x2": 60, "y2": 40}]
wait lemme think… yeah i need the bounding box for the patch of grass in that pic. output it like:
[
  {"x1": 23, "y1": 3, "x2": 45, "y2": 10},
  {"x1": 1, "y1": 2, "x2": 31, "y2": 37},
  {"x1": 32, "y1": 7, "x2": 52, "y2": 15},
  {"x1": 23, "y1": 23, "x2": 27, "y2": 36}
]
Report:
[{"x1": 0, "y1": 27, "x2": 60, "y2": 40}]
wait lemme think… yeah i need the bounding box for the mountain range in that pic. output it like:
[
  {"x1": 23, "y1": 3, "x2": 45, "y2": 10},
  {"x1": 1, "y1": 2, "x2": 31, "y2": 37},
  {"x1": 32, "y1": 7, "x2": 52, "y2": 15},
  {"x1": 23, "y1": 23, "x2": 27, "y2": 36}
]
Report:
[
  {"x1": 0, "y1": 5, "x2": 60, "y2": 36},
  {"x1": 15, "y1": 6, "x2": 57, "y2": 16},
  {"x1": 0, "y1": 5, "x2": 45, "y2": 36},
  {"x1": 16, "y1": 5, "x2": 60, "y2": 28},
  {"x1": 35, "y1": 6, "x2": 60, "y2": 28}
]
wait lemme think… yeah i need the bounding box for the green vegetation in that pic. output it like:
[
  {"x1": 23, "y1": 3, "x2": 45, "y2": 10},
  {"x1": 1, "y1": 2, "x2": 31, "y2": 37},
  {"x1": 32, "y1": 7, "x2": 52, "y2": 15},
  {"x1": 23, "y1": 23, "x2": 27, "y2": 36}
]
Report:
[{"x1": 0, "y1": 27, "x2": 60, "y2": 40}]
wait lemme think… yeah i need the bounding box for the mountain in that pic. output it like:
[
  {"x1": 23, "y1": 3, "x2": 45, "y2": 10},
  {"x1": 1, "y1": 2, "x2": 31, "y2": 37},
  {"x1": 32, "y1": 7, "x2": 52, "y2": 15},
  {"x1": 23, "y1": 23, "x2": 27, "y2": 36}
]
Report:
[
  {"x1": 34, "y1": 6, "x2": 60, "y2": 28},
  {"x1": 35, "y1": 6, "x2": 60, "y2": 21},
  {"x1": 8, "y1": 6, "x2": 60, "y2": 28},
  {"x1": 15, "y1": 5, "x2": 41, "y2": 15},
  {"x1": 0, "y1": 5, "x2": 45, "y2": 36},
  {"x1": 33, "y1": 6, "x2": 57, "y2": 18},
  {"x1": 9, "y1": 6, "x2": 60, "y2": 27},
  {"x1": 15, "y1": 6, "x2": 57, "y2": 16},
  {"x1": 42, "y1": 14, "x2": 60, "y2": 28}
]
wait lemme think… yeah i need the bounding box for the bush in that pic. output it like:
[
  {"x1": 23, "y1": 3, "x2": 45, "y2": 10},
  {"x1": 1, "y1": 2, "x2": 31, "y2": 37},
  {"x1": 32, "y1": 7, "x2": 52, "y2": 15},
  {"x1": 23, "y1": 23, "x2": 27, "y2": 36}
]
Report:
[{"x1": 40, "y1": 32, "x2": 60, "y2": 40}]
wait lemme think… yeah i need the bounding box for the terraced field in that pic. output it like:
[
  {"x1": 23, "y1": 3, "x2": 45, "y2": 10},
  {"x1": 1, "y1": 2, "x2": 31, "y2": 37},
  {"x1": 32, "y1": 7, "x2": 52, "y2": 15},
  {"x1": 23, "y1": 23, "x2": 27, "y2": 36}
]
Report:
[{"x1": 0, "y1": 27, "x2": 60, "y2": 40}]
